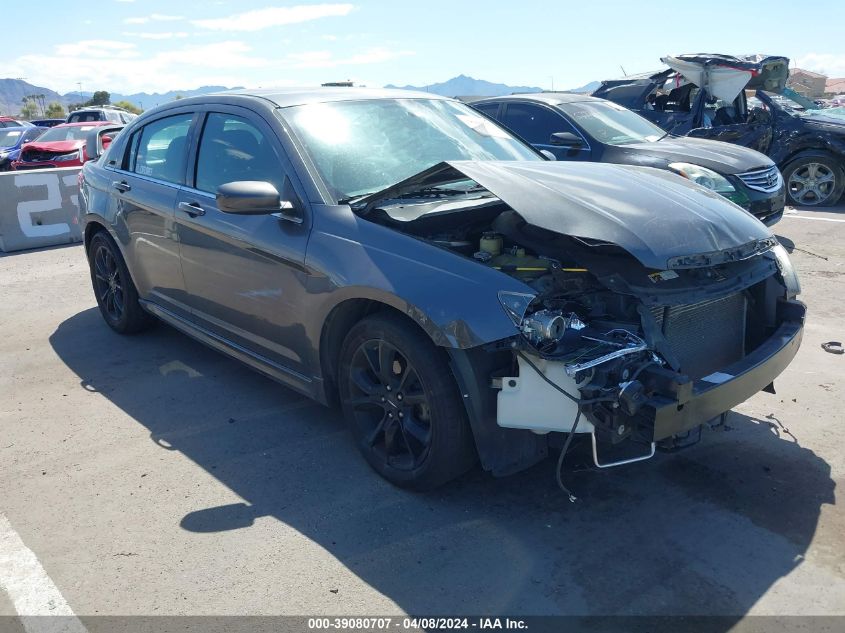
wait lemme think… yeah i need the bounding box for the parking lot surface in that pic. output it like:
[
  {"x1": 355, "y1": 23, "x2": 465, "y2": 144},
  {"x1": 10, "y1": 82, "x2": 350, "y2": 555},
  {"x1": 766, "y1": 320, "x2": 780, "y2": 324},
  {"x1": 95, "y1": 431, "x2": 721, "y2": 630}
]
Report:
[{"x1": 1, "y1": 205, "x2": 844, "y2": 619}]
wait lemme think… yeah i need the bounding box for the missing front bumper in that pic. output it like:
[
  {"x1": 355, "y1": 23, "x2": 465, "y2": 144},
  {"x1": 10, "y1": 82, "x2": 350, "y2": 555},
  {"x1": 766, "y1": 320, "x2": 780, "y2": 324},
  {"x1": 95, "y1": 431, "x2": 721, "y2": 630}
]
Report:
[{"x1": 645, "y1": 310, "x2": 804, "y2": 441}]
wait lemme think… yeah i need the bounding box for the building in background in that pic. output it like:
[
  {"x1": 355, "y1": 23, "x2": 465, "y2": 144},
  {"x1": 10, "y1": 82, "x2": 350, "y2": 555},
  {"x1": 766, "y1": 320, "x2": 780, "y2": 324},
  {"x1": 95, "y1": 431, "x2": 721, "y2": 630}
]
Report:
[
  {"x1": 787, "y1": 68, "x2": 828, "y2": 98},
  {"x1": 825, "y1": 77, "x2": 845, "y2": 97}
]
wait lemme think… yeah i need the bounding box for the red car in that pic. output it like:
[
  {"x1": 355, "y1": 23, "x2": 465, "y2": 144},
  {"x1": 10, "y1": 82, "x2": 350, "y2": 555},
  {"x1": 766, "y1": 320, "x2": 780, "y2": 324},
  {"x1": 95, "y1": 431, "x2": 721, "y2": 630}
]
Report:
[{"x1": 12, "y1": 121, "x2": 114, "y2": 170}]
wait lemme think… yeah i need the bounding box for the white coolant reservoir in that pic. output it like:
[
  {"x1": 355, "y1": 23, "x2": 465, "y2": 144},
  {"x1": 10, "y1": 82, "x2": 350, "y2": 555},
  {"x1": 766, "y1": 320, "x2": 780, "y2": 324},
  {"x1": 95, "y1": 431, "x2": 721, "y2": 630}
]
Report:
[{"x1": 497, "y1": 354, "x2": 595, "y2": 434}]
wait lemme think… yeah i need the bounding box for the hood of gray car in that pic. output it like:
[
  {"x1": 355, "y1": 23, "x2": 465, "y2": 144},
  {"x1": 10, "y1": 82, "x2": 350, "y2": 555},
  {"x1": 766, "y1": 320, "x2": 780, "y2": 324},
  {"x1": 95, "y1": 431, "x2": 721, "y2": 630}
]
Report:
[
  {"x1": 613, "y1": 136, "x2": 773, "y2": 175},
  {"x1": 358, "y1": 160, "x2": 774, "y2": 271}
]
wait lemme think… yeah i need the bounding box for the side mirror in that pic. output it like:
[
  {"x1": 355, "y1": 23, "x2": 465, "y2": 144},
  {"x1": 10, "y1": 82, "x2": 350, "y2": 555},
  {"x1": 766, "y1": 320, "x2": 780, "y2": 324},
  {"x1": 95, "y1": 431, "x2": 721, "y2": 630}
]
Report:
[
  {"x1": 539, "y1": 150, "x2": 557, "y2": 161},
  {"x1": 84, "y1": 125, "x2": 123, "y2": 162},
  {"x1": 217, "y1": 181, "x2": 303, "y2": 224},
  {"x1": 549, "y1": 132, "x2": 583, "y2": 147}
]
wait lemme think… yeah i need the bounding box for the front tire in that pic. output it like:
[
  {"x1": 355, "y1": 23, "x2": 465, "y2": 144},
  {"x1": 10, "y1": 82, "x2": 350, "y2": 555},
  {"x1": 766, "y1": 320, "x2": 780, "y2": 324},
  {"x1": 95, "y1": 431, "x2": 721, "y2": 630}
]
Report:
[
  {"x1": 88, "y1": 232, "x2": 155, "y2": 334},
  {"x1": 338, "y1": 313, "x2": 476, "y2": 490},
  {"x1": 783, "y1": 154, "x2": 845, "y2": 207}
]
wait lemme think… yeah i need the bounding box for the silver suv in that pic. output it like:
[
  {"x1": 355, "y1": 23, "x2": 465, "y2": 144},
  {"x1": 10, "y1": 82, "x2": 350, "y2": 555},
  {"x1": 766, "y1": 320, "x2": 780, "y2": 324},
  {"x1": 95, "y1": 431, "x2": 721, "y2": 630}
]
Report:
[{"x1": 67, "y1": 106, "x2": 138, "y2": 125}]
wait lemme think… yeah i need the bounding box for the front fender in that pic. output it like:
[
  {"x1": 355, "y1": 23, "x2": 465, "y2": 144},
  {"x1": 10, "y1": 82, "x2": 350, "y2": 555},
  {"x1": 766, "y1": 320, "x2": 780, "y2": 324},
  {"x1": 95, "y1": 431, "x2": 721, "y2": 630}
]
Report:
[{"x1": 305, "y1": 204, "x2": 531, "y2": 350}]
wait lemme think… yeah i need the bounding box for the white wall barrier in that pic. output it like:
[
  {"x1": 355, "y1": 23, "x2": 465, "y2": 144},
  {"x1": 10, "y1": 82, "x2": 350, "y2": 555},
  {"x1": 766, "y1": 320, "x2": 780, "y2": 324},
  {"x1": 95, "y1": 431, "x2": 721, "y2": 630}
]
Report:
[{"x1": 0, "y1": 168, "x2": 83, "y2": 253}]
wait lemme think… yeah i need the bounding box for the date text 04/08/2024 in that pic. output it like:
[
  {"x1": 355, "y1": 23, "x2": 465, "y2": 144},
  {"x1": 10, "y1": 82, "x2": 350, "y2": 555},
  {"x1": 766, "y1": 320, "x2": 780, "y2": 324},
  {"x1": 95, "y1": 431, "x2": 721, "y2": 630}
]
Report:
[{"x1": 307, "y1": 617, "x2": 528, "y2": 630}]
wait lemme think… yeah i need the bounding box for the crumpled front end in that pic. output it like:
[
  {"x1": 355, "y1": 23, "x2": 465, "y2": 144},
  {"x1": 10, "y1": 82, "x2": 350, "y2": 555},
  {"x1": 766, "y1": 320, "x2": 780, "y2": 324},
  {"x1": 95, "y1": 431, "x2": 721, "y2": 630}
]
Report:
[
  {"x1": 361, "y1": 159, "x2": 804, "y2": 472},
  {"x1": 492, "y1": 234, "x2": 804, "y2": 464}
]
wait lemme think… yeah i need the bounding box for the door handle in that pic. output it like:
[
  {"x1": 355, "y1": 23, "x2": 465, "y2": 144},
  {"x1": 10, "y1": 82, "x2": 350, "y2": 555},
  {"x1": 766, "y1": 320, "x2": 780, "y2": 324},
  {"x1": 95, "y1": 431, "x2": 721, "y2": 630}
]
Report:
[
  {"x1": 178, "y1": 201, "x2": 206, "y2": 217},
  {"x1": 112, "y1": 181, "x2": 131, "y2": 193}
]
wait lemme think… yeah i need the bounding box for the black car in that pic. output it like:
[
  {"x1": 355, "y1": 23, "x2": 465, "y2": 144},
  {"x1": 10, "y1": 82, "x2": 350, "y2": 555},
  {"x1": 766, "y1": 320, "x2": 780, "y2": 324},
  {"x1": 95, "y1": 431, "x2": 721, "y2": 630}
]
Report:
[
  {"x1": 28, "y1": 118, "x2": 66, "y2": 128},
  {"x1": 593, "y1": 53, "x2": 845, "y2": 206},
  {"x1": 472, "y1": 93, "x2": 785, "y2": 226},
  {"x1": 78, "y1": 88, "x2": 804, "y2": 490}
]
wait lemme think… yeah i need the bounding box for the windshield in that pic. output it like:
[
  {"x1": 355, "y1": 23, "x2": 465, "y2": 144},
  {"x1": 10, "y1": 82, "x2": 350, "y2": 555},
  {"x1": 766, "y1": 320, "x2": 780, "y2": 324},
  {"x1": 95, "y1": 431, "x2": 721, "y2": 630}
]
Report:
[
  {"x1": 0, "y1": 129, "x2": 24, "y2": 148},
  {"x1": 280, "y1": 98, "x2": 541, "y2": 200},
  {"x1": 762, "y1": 92, "x2": 831, "y2": 117},
  {"x1": 561, "y1": 101, "x2": 665, "y2": 145},
  {"x1": 36, "y1": 125, "x2": 97, "y2": 143}
]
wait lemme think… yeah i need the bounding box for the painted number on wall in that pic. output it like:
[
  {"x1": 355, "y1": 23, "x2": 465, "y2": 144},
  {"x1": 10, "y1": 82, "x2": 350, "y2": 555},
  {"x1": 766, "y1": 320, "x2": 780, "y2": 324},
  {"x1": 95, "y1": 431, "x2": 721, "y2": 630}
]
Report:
[{"x1": 14, "y1": 172, "x2": 79, "y2": 238}]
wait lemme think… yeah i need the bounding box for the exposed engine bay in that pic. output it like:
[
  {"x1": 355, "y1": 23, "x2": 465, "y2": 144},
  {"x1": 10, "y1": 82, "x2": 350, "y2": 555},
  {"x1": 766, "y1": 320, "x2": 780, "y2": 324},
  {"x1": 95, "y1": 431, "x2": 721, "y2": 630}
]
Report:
[{"x1": 365, "y1": 176, "x2": 802, "y2": 468}]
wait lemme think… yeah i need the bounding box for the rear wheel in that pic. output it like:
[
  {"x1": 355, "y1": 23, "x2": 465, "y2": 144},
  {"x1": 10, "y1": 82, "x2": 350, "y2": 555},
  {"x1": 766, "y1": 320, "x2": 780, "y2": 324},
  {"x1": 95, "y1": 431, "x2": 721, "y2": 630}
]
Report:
[
  {"x1": 783, "y1": 154, "x2": 845, "y2": 206},
  {"x1": 88, "y1": 232, "x2": 155, "y2": 334},
  {"x1": 338, "y1": 313, "x2": 476, "y2": 490}
]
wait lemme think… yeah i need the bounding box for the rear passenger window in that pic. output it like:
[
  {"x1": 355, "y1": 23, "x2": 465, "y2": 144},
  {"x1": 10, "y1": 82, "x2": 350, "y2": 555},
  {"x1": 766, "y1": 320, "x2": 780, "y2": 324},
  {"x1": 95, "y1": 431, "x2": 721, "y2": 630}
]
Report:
[
  {"x1": 195, "y1": 113, "x2": 282, "y2": 194},
  {"x1": 132, "y1": 114, "x2": 193, "y2": 184}
]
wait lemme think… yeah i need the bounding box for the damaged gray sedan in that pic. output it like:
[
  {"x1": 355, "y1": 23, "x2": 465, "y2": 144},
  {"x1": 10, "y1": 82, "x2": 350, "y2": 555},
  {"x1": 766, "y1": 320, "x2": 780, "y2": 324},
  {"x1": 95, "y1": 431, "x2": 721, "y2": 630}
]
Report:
[{"x1": 78, "y1": 88, "x2": 805, "y2": 490}]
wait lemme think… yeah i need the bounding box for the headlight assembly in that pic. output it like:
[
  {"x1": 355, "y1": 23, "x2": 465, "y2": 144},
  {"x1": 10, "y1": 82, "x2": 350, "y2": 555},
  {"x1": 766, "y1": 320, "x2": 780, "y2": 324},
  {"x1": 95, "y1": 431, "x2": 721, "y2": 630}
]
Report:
[
  {"x1": 668, "y1": 162, "x2": 736, "y2": 194},
  {"x1": 771, "y1": 243, "x2": 801, "y2": 298},
  {"x1": 54, "y1": 150, "x2": 81, "y2": 163}
]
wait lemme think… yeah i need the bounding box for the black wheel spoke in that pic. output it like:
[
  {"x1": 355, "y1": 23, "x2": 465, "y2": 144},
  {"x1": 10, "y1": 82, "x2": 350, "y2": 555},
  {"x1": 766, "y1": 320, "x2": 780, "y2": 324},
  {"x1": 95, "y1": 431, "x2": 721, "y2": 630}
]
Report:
[
  {"x1": 402, "y1": 413, "x2": 431, "y2": 450},
  {"x1": 377, "y1": 341, "x2": 395, "y2": 384},
  {"x1": 402, "y1": 390, "x2": 427, "y2": 406},
  {"x1": 113, "y1": 289, "x2": 124, "y2": 314},
  {"x1": 350, "y1": 367, "x2": 380, "y2": 397},
  {"x1": 396, "y1": 362, "x2": 417, "y2": 393},
  {"x1": 95, "y1": 254, "x2": 109, "y2": 280},
  {"x1": 366, "y1": 413, "x2": 388, "y2": 447}
]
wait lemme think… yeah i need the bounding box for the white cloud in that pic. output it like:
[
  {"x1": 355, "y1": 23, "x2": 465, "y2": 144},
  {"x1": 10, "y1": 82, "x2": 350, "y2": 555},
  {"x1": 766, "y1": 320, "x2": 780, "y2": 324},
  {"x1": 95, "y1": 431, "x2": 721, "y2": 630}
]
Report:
[
  {"x1": 5, "y1": 40, "x2": 263, "y2": 95},
  {"x1": 54, "y1": 40, "x2": 139, "y2": 58},
  {"x1": 123, "y1": 13, "x2": 184, "y2": 25},
  {"x1": 795, "y1": 53, "x2": 845, "y2": 78},
  {"x1": 193, "y1": 4, "x2": 354, "y2": 32},
  {"x1": 0, "y1": 34, "x2": 411, "y2": 95},
  {"x1": 122, "y1": 32, "x2": 190, "y2": 40}
]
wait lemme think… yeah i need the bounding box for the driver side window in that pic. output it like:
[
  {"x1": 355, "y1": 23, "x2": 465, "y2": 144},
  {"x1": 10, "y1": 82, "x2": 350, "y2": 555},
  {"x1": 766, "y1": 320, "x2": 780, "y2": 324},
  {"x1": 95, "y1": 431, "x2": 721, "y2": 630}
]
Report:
[
  {"x1": 194, "y1": 113, "x2": 284, "y2": 194},
  {"x1": 500, "y1": 103, "x2": 573, "y2": 145}
]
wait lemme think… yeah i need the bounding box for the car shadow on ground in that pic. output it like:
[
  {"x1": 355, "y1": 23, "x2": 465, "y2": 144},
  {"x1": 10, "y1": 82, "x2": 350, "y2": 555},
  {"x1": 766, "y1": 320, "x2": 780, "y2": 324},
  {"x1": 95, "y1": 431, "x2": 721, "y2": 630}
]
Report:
[{"x1": 50, "y1": 308, "x2": 836, "y2": 619}]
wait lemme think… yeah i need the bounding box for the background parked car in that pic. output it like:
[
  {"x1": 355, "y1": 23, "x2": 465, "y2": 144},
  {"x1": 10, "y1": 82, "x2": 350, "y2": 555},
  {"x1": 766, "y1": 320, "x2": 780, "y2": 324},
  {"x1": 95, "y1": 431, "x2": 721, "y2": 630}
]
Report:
[
  {"x1": 67, "y1": 106, "x2": 138, "y2": 124},
  {"x1": 0, "y1": 125, "x2": 46, "y2": 171},
  {"x1": 593, "y1": 54, "x2": 845, "y2": 206},
  {"x1": 0, "y1": 116, "x2": 34, "y2": 128},
  {"x1": 12, "y1": 121, "x2": 114, "y2": 170},
  {"x1": 472, "y1": 92, "x2": 785, "y2": 225},
  {"x1": 28, "y1": 118, "x2": 66, "y2": 128}
]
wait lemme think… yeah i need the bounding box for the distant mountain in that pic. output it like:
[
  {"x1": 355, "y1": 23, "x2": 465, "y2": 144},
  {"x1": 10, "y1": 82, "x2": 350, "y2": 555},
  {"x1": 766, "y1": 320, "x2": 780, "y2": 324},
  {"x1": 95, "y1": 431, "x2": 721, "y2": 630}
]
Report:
[
  {"x1": 107, "y1": 86, "x2": 239, "y2": 110},
  {"x1": 567, "y1": 80, "x2": 601, "y2": 94},
  {"x1": 385, "y1": 74, "x2": 544, "y2": 97},
  {"x1": 1, "y1": 78, "x2": 239, "y2": 115},
  {"x1": 0, "y1": 79, "x2": 65, "y2": 116}
]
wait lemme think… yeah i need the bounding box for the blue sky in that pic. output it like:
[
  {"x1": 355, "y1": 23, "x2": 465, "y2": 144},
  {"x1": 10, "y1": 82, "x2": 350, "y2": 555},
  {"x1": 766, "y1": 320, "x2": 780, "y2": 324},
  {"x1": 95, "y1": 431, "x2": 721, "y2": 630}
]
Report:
[{"x1": 2, "y1": 0, "x2": 844, "y2": 95}]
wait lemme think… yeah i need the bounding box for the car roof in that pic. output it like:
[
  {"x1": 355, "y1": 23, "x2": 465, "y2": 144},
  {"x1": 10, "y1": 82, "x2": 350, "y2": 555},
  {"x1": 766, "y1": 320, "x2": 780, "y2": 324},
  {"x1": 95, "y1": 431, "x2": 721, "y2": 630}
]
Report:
[
  {"x1": 1, "y1": 125, "x2": 32, "y2": 132},
  {"x1": 473, "y1": 92, "x2": 609, "y2": 106},
  {"x1": 183, "y1": 86, "x2": 451, "y2": 108},
  {"x1": 55, "y1": 121, "x2": 115, "y2": 128}
]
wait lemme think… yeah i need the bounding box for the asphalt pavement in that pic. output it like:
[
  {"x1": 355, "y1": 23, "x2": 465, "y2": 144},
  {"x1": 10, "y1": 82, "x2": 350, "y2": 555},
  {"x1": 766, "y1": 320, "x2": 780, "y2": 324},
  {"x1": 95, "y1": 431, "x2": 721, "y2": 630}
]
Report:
[{"x1": 1, "y1": 204, "x2": 843, "y2": 624}]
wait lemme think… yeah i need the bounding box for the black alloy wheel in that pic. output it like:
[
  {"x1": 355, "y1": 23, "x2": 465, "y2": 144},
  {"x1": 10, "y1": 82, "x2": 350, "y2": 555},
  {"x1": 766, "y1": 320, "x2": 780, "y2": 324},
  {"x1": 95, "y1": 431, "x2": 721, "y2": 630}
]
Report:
[
  {"x1": 93, "y1": 243, "x2": 125, "y2": 324},
  {"x1": 338, "y1": 314, "x2": 476, "y2": 489},
  {"x1": 347, "y1": 338, "x2": 433, "y2": 471},
  {"x1": 87, "y1": 231, "x2": 155, "y2": 334}
]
